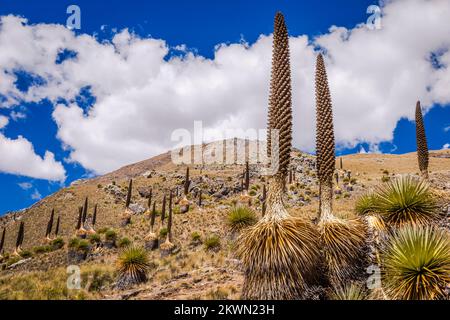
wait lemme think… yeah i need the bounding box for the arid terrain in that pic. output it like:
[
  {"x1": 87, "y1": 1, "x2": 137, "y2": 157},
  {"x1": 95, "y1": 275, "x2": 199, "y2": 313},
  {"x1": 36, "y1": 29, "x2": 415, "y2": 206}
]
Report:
[{"x1": 0, "y1": 140, "x2": 449, "y2": 300}]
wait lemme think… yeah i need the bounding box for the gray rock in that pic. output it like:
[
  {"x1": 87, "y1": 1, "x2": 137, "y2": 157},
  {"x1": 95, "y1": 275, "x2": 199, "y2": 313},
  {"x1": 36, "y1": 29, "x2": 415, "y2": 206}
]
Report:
[{"x1": 129, "y1": 203, "x2": 146, "y2": 215}]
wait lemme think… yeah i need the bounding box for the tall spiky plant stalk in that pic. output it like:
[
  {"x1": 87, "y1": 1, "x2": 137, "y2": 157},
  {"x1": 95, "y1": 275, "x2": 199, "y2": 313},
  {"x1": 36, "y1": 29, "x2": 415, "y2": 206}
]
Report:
[
  {"x1": 147, "y1": 189, "x2": 152, "y2": 212},
  {"x1": 121, "y1": 179, "x2": 133, "y2": 226},
  {"x1": 45, "y1": 209, "x2": 55, "y2": 240},
  {"x1": 415, "y1": 101, "x2": 429, "y2": 180},
  {"x1": 198, "y1": 190, "x2": 202, "y2": 207},
  {"x1": 315, "y1": 53, "x2": 336, "y2": 222},
  {"x1": 180, "y1": 168, "x2": 191, "y2": 213},
  {"x1": 15, "y1": 222, "x2": 24, "y2": 254},
  {"x1": 54, "y1": 216, "x2": 60, "y2": 237},
  {"x1": 236, "y1": 12, "x2": 321, "y2": 300},
  {"x1": 76, "y1": 209, "x2": 82, "y2": 230},
  {"x1": 82, "y1": 197, "x2": 88, "y2": 223},
  {"x1": 245, "y1": 161, "x2": 250, "y2": 191},
  {"x1": 160, "y1": 190, "x2": 175, "y2": 255},
  {"x1": 184, "y1": 168, "x2": 190, "y2": 196},
  {"x1": 315, "y1": 53, "x2": 366, "y2": 286},
  {"x1": 92, "y1": 204, "x2": 97, "y2": 227},
  {"x1": 0, "y1": 228, "x2": 5, "y2": 258},
  {"x1": 145, "y1": 200, "x2": 159, "y2": 250},
  {"x1": 126, "y1": 179, "x2": 133, "y2": 208},
  {"x1": 161, "y1": 194, "x2": 167, "y2": 223}
]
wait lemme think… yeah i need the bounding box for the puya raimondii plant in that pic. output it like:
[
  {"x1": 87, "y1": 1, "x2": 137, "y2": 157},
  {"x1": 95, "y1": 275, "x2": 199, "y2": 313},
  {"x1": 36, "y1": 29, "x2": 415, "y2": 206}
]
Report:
[{"x1": 236, "y1": 12, "x2": 321, "y2": 300}]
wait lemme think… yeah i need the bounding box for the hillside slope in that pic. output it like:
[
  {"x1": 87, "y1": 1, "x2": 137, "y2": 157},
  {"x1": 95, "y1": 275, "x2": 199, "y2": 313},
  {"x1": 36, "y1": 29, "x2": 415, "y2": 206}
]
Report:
[{"x1": 0, "y1": 141, "x2": 449, "y2": 300}]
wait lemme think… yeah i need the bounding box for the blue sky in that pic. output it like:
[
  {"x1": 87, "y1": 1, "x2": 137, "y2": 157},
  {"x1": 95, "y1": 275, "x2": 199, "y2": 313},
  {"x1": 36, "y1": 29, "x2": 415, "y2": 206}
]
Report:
[{"x1": 0, "y1": 0, "x2": 449, "y2": 215}]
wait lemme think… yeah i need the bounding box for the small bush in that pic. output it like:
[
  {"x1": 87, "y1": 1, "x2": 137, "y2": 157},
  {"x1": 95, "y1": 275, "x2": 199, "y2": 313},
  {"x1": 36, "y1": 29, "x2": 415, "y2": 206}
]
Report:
[
  {"x1": 118, "y1": 237, "x2": 132, "y2": 248},
  {"x1": 227, "y1": 206, "x2": 257, "y2": 231},
  {"x1": 249, "y1": 190, "x2": 257, "y2": 196},
  {"x1": 204, "y1": 235, "x2": 221, "y2": 251},
  {"x1": 50, "y1": 237, "x2": 65, "y2": 250},
  {"x1": 105, "y1": 229, "x2": 117, "y2": 242},
  {"x1": 89, "y1": 234, "x2": 102, "y2": 244},
  {"x1": 191, "y1": 232, "x2": 202, "y2": 242},
  {"x1": 77, "y1": 240, "x2": 91, "y2": 253},
  {"x1": 381, "y1": 176, "x2": 390, "y2": 183},
  {"x1": 159, "y1": 228, "x2": 168, "y2": 237},
  {"x1": 97, "y1": 227, "x2": 109, "y2": 234},
  {"x1": 33, "y1": 246, "x2": 51, "y2": 254},
  {"x1": 69, "y1": 237, "x2": 80, "y2": 248},
  {"x1": 19, "y1": 250, "x2": 33, "y2": 258}
]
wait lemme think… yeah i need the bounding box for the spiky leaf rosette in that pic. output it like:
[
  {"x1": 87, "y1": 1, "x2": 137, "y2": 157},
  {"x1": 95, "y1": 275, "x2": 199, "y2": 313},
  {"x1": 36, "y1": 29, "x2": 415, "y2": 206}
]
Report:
[
  {"x1": 236, "y1": 217, "x2": 322, "y2": 299},
  {"x1": 381, "y1": 225, "x2": 450, "y2": 300},
  {"x1": 228, "y1": 206, "x2": 257, "y2": 232},
  {"x1": 373, "y1": 175, "x2": 438, "y2": 226},
  {"x1": 415, "y1": 101, "x2": 429, "y2": 179},
  {"x1": 116, "y1": 246, "x2": 150, "y2": 289},
  {"x1": 329, "y1": 282, "x2": 367, "y2": 300},
  {"x1": 266, "y1": 12, "x2": 292, "y2": 179},
  {"x1": 319, "y1": 218, "x2": 367, "y2": 286}
]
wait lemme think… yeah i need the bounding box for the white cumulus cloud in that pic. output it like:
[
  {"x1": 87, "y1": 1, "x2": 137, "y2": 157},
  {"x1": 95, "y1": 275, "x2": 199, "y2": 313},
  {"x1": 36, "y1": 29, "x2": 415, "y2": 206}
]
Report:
[{"x1": 0, "y1": 0, "x2": 449, "y2": 175}]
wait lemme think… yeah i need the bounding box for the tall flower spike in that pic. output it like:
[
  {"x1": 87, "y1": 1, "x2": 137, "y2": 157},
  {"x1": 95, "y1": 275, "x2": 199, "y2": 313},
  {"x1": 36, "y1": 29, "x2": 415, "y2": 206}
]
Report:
[
  {"x1": 125, "y1": 179, "x2": 133, "y2": 208},
  {"x1": 82, "y1": 197, "x2": 88, "y2": 222},
  {"x1": 46, "y1": 209, "x2": 55, "y2": 239},
  {"x1": 236, "y1": 12, "x2": 322, "y2": 300},
  {"x1": 0, "y1": 228, "x2": 6, "y2": 254},
  {"x1": 92, "y1": 204, "x2": 97, "y2": 226},
  {"x1": 264, "y1": 11, "x2": 293, "y2": 219},
  {"x1": 415, "y1": 101, "x2": 429, "y2": 180},
  {"x1": 54, "y1": 216, "x2": 60, "y2": 237},
  {"x1": 315, "y1": 53, "x2": 336, "y2": 221}
]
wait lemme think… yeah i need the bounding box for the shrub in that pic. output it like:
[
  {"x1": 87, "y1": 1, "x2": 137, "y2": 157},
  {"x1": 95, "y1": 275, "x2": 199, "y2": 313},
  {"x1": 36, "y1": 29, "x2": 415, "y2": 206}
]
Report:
[
  {"x1": 118, "y1": 237, "x2": 132, "y2": 248},
  {"x1": 77, "y1": 240, "x2": 91, "y2": 253},
  {"x1": 88, "y1": 234, "x2": 102, "y2": 244},
  {"x1": 227, "y1": 207, "x2": 257, "y2": 231},
  {"x1": 69, "y1": 237, "x2": 80, "y2": 248},
  {"x1": 249, "y1": 190, "x2": 257, "y2": 196},
  {"x1": 381, "y1": 176, "x2": 390, "y2": 183},
  {"x1": 97, "y1": 227, "x2": 109, "y2": 234},
  {"x1": 104, "y1": 229, "x2": 117, "y2": 242},
  {"x1": 204, "y1": 235, "x2": 221, "y2": 251},
  {"x1": 50, "y1": 237, "x2": 65, "y2": 250},
  {"x1": 19, "y1": 250, "x2": 33, "y2": 258},
  {"x1": 372, "y1": 176, "x2": 438, "y2": 226},
  {"x1": 159, "y1": 227, "x2": 168, "y2": 237},
  {"x1": 381, "y1": 225, "x2": 450, "y2": 300},
  {"x1": 191, "y1": 232, "x2": 202, "y2": 242},
  {"x1": 33, "y1": 246, "x2": 51, "y2": 254},
  {"x1": 116, "y1": 246, "x2": 150, "y2": 289}
]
